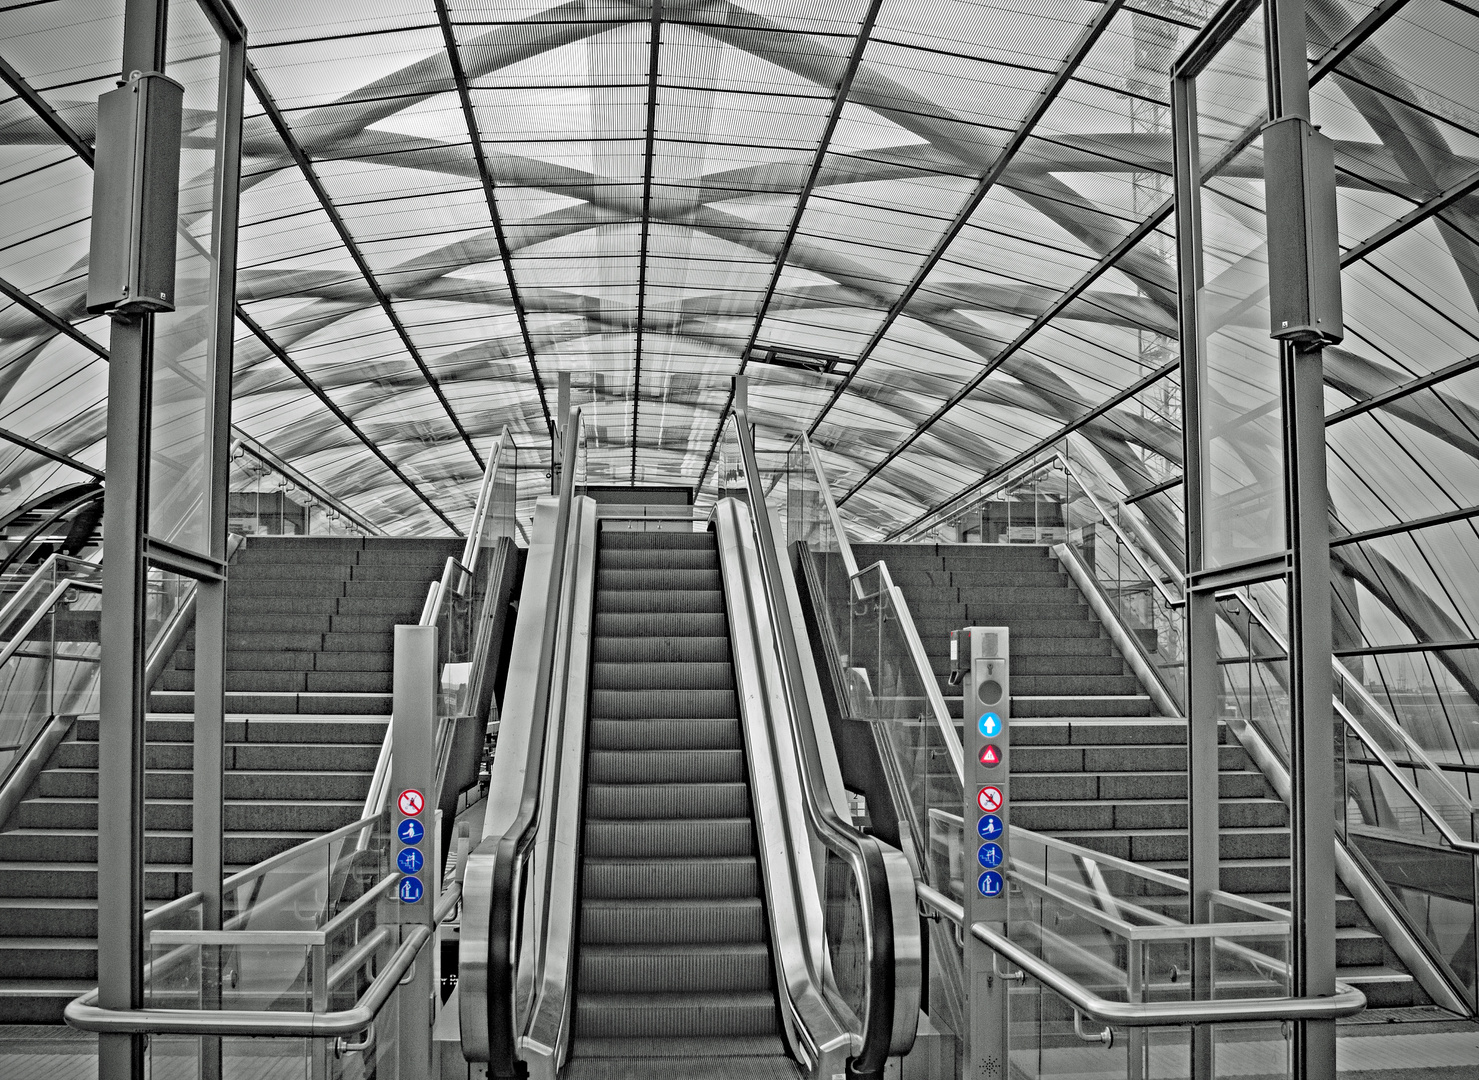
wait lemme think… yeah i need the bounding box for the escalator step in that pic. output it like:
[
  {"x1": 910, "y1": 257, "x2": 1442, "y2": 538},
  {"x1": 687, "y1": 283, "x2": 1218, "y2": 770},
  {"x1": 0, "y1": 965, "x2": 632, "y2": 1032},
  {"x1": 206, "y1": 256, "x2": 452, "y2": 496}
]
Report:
[
  {"x1": 598, "y1": 569, "x2": 724, "y2": 592},
  {"x1": 581, "y1": 856, "x2": 759, "y2": 899},
  {"x1": 584, "y1": 818, "x2": 755, "y2": 858},
  {"x1": 568, "y1": 1036, "x2": 789, "y2": 1059},
  {"x1": 593, "y1": 635, "x2": 732, "y2": 664},
  {"x1": 588, "y1": 750, "x2": 745, "y2": 783},
  {"x1": 574, "y1": 991, "x2": 780, "y2": 1037},
  {"x1": 594, "y1": 613, "x2": 729, "y2": 638},
  {"x1": 585, "y1": 782, "x2": 750, "y2": 820},
  {"x1": 599, "y1": 533, "x2": 716, "y2": 551},
  {"x1": 599, "y1": 548, "x2": 719, "y2": 571},
  {"x1": 579, "y1": 898, "x2": 767, "y2": 945},
  {"x1": 577, "y1": 943, "x2": 772, "y2": 993},
  {"x1": 589, "y1": 719, "x2": 742, "y2": 751},
  {"x1": 596, "y1": 590, "x2": 726, "y2": 615},
  {"x1": 590, "y1": 662, "x2": 735, "y2": 690},
  {"x1": 590, "y1": 689, "x2": 739, "y2": 719}
]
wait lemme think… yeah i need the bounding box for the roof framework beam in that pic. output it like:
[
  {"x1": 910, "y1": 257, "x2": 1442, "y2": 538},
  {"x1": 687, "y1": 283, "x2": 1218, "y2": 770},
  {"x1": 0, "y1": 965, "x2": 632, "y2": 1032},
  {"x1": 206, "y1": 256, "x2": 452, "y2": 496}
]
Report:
[
  {"x1": 244, "y1": 62, "x2": 486, "y2": 470},
  {"x1": 631, "y1": 0, "x2": 664, "y2": 482},
  {"x1": 693, "y1": 0, "x2": 887, "y2": 490},
  {"x1": 233, "y1": 305, "x2": 462, "y2": 533},
  {"x1": 0, "y1": 60, "x2": 457, "y2": 529},
  {"x1": 431, "y1": 0, "x2": 552, "y2": 433},
  {"x1": 802, "y1": 0, "x2": 1131, "y2": 438}
]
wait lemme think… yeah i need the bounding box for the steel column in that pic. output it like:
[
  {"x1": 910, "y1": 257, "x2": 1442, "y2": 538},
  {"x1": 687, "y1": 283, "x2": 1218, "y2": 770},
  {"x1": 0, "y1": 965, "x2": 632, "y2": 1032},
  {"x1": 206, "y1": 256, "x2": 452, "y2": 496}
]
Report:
[
  {"x1": 1172, "y1": 67, "x2": 1219, "y2": 1080},
  {"x1": 1267, "y1": 0, "x2": 1339, "y2": 1072},
  {"x1": 97, "y1": 3, "x2": 169, "y2": 1074}
]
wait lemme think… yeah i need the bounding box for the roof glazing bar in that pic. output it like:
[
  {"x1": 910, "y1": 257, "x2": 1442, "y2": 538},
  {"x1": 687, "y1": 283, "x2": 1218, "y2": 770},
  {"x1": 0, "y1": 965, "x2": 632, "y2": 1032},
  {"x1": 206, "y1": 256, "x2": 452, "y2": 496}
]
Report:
[
  {"x1": 234, "y1": 305, "x2": 462, "y2": 535},
  {"x1": 693, "y1": 0, "x2": 887, "y2": 492},
  {"x1": 804, "y1": 0, "x2": 1131, "y2": 438},
  {"x1": 243, "y1": 62, "x2": 486, "y2": 470},
  {"x1": 630, "y1": 0, "x2": 663, "y2": 483},
  {"x1": 431, "y1": 0, "x2": 552, "y2": 433}
]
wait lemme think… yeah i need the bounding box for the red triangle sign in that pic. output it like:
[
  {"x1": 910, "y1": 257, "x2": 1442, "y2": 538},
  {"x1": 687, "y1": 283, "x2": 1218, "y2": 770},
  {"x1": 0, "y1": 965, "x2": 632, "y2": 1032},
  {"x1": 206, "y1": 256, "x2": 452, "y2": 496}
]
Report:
[{"x1": 980, "y1": 744, "x2": 1001, "y2": 767}]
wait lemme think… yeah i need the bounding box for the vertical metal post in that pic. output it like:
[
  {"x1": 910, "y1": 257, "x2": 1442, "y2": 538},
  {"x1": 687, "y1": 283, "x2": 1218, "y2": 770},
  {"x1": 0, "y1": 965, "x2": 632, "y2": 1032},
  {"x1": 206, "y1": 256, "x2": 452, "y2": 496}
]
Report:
[
  {"x1": 97, "y1": 311, "x2": 154, "y2": 1080},
  {"x1": 393, "y1": 625, "x2": 438, "y2": 1080},
  {"x1": 192, "y1": 19, "x2": 244, "y2": 1079},
  {"x1": 1284, "y1": 335, "x2": 1338, "y2": 1079},
  {"x1": 1266, "y1": 0, "x2": 1338, "y2": 1074},
  {"x1": 1127, "y1": 939, "x2": 1145, "y2": 1080},
  {"x1": 97, "y1": 7, "x2": 168, "y2": 1077},
  {"x1": 554, "y1": 372, "x2": 571, "y2": 493},
  {"x1": 311, "y1": 942, "x2": 329, "y2": 1080},
  {"x1": 1172, "y1": 67, "x2": 1219, "y2": 1080}
]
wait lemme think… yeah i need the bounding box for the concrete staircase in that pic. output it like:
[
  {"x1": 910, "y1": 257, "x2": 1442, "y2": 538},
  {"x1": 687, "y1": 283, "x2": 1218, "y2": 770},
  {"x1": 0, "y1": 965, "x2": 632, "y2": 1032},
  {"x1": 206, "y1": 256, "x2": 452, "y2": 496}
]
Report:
[
  {"x1": 854, "y1": 541, "x2": 1424, "y2": 1009},
  {"x1": 0, "y1": 535, "x2": 456, "y2": 1022}
]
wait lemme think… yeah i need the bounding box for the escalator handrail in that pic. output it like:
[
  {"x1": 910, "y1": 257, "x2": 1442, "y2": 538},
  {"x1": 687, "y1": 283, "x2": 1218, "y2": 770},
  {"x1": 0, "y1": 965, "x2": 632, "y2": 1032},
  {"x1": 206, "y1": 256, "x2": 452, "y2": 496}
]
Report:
[
  {"x1": 461, "y1": 407, "x2": 585, "y2": 1070},
  {"x1": 796, "y1": 434, "x2": 964, "y2": 788},
  {"x1": 729, "y1": 410, "x2": 922, "y2": 1074},
  {"x1": 0, "y1": 485, "x2": 103, "y2": 581},
  {"x1": 359, "y1": 428, "x2": 516, "y2": 821}
]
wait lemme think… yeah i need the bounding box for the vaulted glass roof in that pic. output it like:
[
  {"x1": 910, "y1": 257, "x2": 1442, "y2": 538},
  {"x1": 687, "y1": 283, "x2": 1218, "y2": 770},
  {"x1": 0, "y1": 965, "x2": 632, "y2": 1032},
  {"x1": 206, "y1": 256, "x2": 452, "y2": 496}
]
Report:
[{"x1": 0, "y1": 0, "x2": 1475, "y2": 559}]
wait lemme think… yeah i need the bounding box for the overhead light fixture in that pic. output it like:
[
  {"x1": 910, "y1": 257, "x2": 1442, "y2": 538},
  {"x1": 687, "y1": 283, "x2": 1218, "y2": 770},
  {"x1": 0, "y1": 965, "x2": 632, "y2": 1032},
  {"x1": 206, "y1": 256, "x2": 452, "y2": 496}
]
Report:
[{"x1": 746, "y1": 343, "x2": 856, "y2": 375}]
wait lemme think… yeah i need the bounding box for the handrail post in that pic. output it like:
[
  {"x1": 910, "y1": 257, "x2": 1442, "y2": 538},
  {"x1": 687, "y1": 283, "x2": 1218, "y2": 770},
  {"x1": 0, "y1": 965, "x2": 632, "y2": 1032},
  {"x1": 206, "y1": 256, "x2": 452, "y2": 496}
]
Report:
[{"x1": 393, "y1": 625, "x2": 438, "y2": 1080}]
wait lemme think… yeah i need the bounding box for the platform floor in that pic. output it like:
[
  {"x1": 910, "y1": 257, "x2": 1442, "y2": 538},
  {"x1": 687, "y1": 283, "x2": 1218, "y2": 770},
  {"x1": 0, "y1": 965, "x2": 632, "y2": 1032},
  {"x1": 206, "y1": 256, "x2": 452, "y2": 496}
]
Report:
[{"x1": 2, "y1": 1012, "x2": 1476, "y2": 1079}]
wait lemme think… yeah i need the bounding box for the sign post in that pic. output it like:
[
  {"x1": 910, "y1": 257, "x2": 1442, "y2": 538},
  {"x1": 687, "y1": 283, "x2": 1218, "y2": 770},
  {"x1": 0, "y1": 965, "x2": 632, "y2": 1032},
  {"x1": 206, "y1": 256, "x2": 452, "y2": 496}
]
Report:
[
  {"x1": 953, "y1": 626, "x2": 1011, "y2": 1079},
  {"x1": 392, "y1": 625, "x2": 437, "y2": 1079}
]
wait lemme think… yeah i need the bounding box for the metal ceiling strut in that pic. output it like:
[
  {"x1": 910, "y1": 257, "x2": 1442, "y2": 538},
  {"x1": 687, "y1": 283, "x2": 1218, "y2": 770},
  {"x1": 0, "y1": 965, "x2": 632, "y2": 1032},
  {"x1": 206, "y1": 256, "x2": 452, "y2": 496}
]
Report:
[
  {"x1": 692, "y1": 0, "x2": 888, "y2": 492},
  {"x1": 244, "y1": 61, "x2": 487, "y2": 470},
  {"x1": 631, "y1": 0, "x2": 664, "y2": 482},
  {"x1": 431, "y1": 0, "x2": 554, "y2": 434}
]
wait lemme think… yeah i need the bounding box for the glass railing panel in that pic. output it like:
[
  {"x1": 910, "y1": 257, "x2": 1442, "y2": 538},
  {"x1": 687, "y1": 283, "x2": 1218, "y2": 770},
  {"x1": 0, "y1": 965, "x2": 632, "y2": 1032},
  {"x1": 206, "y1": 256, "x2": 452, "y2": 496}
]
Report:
[
  {"x1": 0, "y1": 559, "x2": 105, "y2": 790},
  {"x1": 823, "y1": 847, "x2": 868, "y2": 1031}
]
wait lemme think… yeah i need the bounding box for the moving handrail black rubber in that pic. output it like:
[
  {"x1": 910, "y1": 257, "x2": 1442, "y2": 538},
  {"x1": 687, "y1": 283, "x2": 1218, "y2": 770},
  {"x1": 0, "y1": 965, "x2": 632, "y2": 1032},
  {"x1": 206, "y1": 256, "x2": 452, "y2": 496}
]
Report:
[
  {"x1": 726, "y1": 410, "x2": 921, "y2": 1079},
  {"x1": 465, "y1": 408, "x2": 585, "y2": 1076}
]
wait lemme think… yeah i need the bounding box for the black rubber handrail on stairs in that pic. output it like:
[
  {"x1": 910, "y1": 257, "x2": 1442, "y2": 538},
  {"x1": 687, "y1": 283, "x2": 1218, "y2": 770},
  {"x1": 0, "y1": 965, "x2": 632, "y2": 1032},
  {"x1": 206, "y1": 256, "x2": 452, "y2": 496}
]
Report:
[
  {"x1": 726, "y1": 409, "x2": 922, "y2": 1079},
  {"x1": 461, "y1": 407, "x2": 587, "y2": 1075}
]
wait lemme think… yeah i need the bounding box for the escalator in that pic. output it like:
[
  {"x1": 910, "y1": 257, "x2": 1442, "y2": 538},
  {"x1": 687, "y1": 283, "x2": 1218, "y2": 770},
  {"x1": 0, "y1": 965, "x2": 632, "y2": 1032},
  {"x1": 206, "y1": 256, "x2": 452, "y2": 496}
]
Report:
[
  {"x1": 570, "y1": 529, "x2": 791, "y2": 1074},
  {"x1": 458, "y1": 409, "x2": 920, "y2": 1080}
]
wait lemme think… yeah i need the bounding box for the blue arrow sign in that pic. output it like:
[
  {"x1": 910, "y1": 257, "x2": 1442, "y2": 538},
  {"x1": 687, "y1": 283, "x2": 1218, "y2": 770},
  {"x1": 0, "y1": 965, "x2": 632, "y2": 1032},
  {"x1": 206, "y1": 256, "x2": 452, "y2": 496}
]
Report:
[
  {"x1": 397, "y1": 847, "x2": 424, "y2": 874},
  {"x1": 398, "y1": 875, "x2": 424, "y2": 903},
  {"x1": 397, "y1": 819, "x2": 424, "y2": 845},
  {"x1": 978, "y1": 713, "x2": 1001, "y2": 738}
]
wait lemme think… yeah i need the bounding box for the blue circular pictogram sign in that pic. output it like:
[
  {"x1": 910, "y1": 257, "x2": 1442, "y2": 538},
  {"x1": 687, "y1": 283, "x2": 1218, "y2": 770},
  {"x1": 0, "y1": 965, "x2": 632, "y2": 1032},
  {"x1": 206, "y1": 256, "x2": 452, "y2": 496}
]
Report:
[
  {"x1": 978, "y1": 870, "x2": 1004, "y2": 898},
  {"x1": 397, "y1": 819, "x2": 424, "y2": 845},
  {"x1": 398, "y1": 875, "x2": 424, "y2": 903},
  {"x1": 977, "y1": 814, "x2": 1004, "y2": 841},
  {"x1": 978, "y1": 842, "x2": 1004, "y2": 869},
  {"x1": 397, "y1": 847, "x2": 424, "y2": 874}
]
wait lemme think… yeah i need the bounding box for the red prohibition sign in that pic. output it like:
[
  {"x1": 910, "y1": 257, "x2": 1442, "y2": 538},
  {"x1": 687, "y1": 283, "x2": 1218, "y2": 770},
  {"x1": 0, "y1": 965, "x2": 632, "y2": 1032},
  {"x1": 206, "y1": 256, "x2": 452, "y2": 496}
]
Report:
[
  {"x1": 977, "y1": 786, "x2": 1003, "y2": 814},
  {"x1": 397, "y1": 789, "x2": 425, "y2": 817}
]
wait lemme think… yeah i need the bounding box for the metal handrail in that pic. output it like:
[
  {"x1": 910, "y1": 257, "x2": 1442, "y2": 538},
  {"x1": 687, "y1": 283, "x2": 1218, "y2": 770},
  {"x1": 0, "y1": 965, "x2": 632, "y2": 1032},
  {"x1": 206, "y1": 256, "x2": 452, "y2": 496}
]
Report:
[
  {"x1": 917, "y1": 883, "x2": 1366, "y2": 1026},
  {"x1": 461, "y1": 406, "x2": 586, "y2": 1071},
  {"x1": 360, "y1": 428, "x2": 514, "y2": 820},
  {"x1": 64, "y1": 882, "x2": 461, "y2": 1037},
  {"x1": 893, "y1": 439, "x2": 1479, "y2": 835},
  {"x1": 797, "y1": 435, "x2": 965, "y2": 788},
  {"x1": 1231, "y1": 590, "x2": 1479, "y2": 850},
  {"x1": 731, "y1": 412, "x2": 922, "y2": 1075}
]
